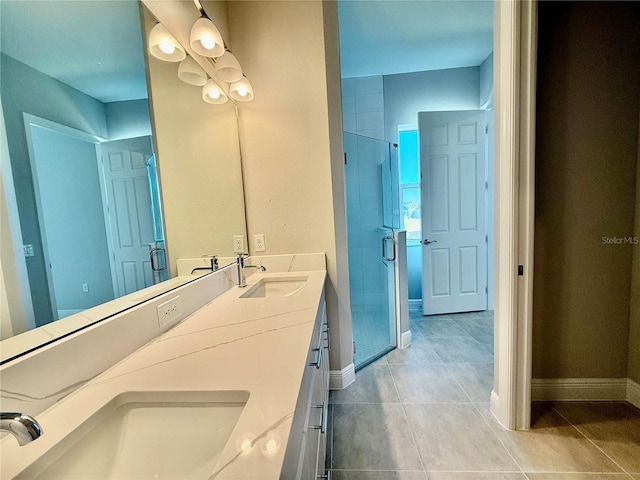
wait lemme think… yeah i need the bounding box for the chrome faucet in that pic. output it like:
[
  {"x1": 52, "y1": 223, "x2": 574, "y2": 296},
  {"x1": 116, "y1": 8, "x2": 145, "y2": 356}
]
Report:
[
  {"x1": 1, "y1": 412, "x2": 43, "y2": 445},
  {"x1": 191, "y1": 254, "x2": 219, "y2": 274},
  {"x1": 236, "y1": 254, "x2": 266, "y2": 287}
]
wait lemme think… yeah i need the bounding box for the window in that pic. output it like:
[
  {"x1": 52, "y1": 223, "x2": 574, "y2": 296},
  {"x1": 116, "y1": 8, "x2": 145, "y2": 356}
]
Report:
[{"x1": 398, "y1": 129, "x2": 421, "y2": 243}]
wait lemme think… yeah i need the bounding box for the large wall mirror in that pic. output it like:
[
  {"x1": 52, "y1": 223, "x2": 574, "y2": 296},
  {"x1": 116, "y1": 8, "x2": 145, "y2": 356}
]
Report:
[{"x1": 0, "y1": 0, "x2": 247, "y2": 362}]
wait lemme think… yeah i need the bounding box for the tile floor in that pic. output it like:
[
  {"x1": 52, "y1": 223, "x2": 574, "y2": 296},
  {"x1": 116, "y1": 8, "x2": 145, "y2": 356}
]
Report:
[{"x1": 327, "y1": 309, "x2": 640, "y2": 480}]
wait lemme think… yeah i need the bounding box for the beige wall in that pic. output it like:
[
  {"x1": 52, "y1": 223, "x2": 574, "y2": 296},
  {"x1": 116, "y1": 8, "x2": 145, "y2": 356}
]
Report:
[
  {"x1": 227, "y1": 1, "x2": 353, "y2": 372},
  {"x1": 533, "y1": 2, "x2": 640, "y2": 379},
  {"x1": 629, "y1": 112, "x2": 640, "y2": 384}
]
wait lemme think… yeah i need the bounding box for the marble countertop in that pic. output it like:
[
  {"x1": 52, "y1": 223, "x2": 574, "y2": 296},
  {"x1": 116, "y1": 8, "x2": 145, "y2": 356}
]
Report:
[{"x1": 1, "y1": 269, "x2": 327, "y2": 479}]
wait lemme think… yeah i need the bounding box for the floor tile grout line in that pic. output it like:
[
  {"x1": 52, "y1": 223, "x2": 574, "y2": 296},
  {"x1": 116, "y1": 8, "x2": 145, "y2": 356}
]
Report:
[
  {"x1": 443, "y1": 362, "x2": 474, "y2": 403},
  {"x1": 470, "y1": 401, "x2": 528, "y2": 476},
  {"x1": 386, "y1": 360, "x2": 428, "y2": 474},
  {"x1": 549, "y1": 403, "x2": 634, "y2": 477}
]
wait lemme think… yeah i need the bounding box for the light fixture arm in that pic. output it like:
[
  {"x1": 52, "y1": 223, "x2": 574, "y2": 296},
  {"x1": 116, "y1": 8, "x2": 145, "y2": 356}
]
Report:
[{"x1": 192, "y1": 0, "x2": 206, "y2": 16}]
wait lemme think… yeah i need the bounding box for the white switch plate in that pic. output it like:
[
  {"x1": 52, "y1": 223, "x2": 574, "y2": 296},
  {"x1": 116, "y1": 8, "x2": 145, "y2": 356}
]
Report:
[
  {"x1": 233, "y1": 235, "x2": 245, "y2": 253},
  {"x1": 254, "y1": 234, "x2": 266, "y2": 252},
  {"x1": 157, "y1": 296, "x2": 182, "y2": 327},
  {"x1": 82, "y1": 283, "x2": 89, "y2": 293}
]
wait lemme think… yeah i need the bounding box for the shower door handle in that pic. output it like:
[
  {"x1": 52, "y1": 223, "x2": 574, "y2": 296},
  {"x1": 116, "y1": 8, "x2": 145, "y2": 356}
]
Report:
[{"x1": 382, "y1": 235, "x2": 395, "y2": 262}]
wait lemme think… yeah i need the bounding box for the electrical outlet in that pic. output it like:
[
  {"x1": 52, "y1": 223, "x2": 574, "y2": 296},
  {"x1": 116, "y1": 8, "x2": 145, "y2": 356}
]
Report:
[
  {"x1": 254, "y1": 234, "x2": 266, "y2": 252},
  {"x1": 23, "y1": 244, "x2": 34, "y2": 257},
  {"x1": 157, "y1": 296, "x2": 182, "y2": 327},
  {"x1": 82, "y1": 283, "x2": 89, "y2": 293},
  {"x1": 233, "y1": 235, "x2": 245, "y2": 253}
]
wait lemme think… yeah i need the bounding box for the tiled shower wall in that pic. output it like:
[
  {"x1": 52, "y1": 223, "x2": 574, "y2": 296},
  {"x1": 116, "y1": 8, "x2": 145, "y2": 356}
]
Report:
[
  {"x1": 341, "y1": 76, "x2": 384, "y2": 140},
  {"x1": 342, "y1": 76, "x2": 387, "y2": 314}
]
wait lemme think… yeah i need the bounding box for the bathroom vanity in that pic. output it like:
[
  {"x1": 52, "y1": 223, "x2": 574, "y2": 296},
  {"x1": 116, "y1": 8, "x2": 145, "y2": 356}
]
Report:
[{"x1": 0, "y1": 256, "x2": 329, "y2": 479}]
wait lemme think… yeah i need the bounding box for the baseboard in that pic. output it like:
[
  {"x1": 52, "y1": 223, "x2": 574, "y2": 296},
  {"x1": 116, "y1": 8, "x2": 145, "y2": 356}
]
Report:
[
  {"x1": 489, "y1": 390, "x2": 501, "y2": 425},
  {"x1": 408, "y1": 299, "x2": 422, "y2": 310},
  {"x1": 329, "y1": 363, "x2": 355, "y2": 390},
  {"x1": 400, "y1": 330, "x2": 412, "y2": 349},
  {"x1": 531, "y1": 378, "x2": 628, "y2": 401},
  {"x1": 57, "y1": 309, "x2": 83, "y2": 318},
  {"x1": 628, "y1": 379, "x2": 640, "y2": 409}
]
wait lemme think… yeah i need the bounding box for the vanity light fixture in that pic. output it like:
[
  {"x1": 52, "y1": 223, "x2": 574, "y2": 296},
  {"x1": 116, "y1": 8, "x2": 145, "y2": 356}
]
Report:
[
  {"x1": 190, "y1": 17, "x2": 225, "y2": 58},
  {"x1": 229, "y1": 76, "x2": 254, "y2": 102},
  {"x1": 202, "y1": 79, "x2": 228, "y2": 104},
  {"x1": 214, "y1": 50, "x2": 244, "y2": 83},
  {"x1": 148, "y1": 23, "x2": 186, "y2": 62},
  {"x1": 178, "y1": 56, "x2": 207, "y2": 86}
]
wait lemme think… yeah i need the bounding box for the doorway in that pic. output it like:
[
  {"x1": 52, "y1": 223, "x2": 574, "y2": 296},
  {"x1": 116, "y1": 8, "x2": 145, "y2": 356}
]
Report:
[{"x1": 22, "y1": 114, "x2": 166, "y2": 324}]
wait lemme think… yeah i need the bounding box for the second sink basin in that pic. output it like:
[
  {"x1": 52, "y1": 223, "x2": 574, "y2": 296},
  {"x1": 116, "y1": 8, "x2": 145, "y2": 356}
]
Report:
[
  {"x1": 240, "y1": 276, "x2": 309, "y2": 298},
  {"x1": 22, "y1": 391, "x2": 249, "y2": 480}
]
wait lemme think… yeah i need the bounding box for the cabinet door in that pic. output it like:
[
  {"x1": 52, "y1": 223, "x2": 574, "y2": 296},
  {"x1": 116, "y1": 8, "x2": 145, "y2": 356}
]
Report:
[
  {"x1": 317, "y1": 311, "x2": 330, "y2": 478},
  {"x1": 305, "y1": 364, "x2": 323, "y2": 480}
]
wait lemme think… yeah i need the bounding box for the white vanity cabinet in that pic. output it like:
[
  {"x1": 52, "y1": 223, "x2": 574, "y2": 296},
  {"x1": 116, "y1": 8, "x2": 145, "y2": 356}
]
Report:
[{"x1": 281, "y1": 294, "x2": 330, "y2": 480}]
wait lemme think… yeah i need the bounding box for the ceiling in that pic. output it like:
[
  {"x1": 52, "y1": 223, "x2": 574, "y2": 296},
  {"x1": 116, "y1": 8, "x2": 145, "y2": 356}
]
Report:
[
  {"x1": 338, "y1": 0, "x2": 494, "y2": 79},
  {"x1": 0, "y1": 0, "x2": 147, "y2": 103},
  {"x1": 0, "y1": 1, "x2": 494, "y2": 102}
]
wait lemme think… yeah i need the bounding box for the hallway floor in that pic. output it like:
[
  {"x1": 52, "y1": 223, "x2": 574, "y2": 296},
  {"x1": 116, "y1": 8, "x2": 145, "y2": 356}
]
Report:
[{"x1": 327, "y1": 309, "x2": 640, "y2": 479}]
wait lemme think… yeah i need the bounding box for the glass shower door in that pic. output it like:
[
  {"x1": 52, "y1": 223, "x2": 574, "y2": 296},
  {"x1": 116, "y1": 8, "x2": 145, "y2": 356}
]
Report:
[{"x1": 344, "y1": 132, "x2": 399, "y2": 370}]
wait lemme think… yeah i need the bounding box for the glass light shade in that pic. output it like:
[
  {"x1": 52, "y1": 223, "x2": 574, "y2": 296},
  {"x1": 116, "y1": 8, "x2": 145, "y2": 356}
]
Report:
[
  {"x1": 178, "y1": 56, "x2": 207, "y2": 86},
  {"x1": 190, "y1": 17, "x2": 225, "y2": 58},
  {"x1": 214, "y1": 51, "x2": 243, "y2": 83},
  {"x1": 229, "y1": 77, "x2": 254, "y2": 102},
  {"x1": 202, "y1": 79, "x2": 228, "y2": 104},
  {"x1": 148, "y1": 23, "x2": 185, "y2": 62}
]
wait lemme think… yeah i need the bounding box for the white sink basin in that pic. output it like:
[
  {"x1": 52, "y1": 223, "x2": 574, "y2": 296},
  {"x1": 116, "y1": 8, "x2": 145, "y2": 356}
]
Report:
[
  {"x1": 23, "y1": 391, "x2": 249, "y2": 480},
  {"x1": 240, "y1": 276, "x2": 309, "y2": 298}
]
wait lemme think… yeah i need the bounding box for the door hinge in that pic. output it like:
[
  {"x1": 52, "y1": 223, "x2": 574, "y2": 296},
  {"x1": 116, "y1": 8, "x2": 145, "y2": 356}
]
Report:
[
  {"x1": 344, "y1": 152, "x2": 347, "y2": 165},
  {"x1": 485, "y1": 125, "x2": 488, "y2": 134},
  {"x1": 518, "y1": 265, "x2": 524, "y2": 276},
  {"x1": 485, "y1": 234, "x2": 488, "y2": 243},
  {"x1": 353, "y1": 341, "x2": 356, "y2": 354},
  {"x1": 485, "y1": 286, "x2": 488, "y2": 294},
  {"x1": 485, "y1": 181, "x2": 489, "y2": 189}
]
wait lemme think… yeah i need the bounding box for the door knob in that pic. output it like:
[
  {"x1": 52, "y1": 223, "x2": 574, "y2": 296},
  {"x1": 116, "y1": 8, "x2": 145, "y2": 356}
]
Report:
[{"x1": 423, "y1": 239, "x2": 438, "y2": 245}]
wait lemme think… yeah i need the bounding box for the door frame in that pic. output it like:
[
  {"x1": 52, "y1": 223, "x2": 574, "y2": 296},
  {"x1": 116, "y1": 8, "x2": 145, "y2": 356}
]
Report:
[
  {"x1": 492, "y1": 0, "x2": 537, "y2": 430},
  {"x1": 22, "y1": 114, "x2": 107, "y2": 320}
]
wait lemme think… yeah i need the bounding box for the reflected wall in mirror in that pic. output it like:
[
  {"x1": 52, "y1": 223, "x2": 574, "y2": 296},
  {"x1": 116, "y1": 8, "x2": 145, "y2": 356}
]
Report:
[{"x1": 0, "y1": 0, "x2": 247, "y2": 362}]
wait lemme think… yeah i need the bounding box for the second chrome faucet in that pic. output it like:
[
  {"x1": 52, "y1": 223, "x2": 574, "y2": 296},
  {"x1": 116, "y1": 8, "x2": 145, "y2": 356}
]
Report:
[{"x1": 236, "y1": 254, "x2": 266, "y2": 287}]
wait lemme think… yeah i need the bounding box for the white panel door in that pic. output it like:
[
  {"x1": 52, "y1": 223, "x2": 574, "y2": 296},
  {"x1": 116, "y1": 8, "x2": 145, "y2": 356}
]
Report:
[
  {"x1": 419, "y1": 111, "x2": 487, "y2": 315},
  {"x1": 100, "y1": 137, "x2": 155, "y2": 297}
]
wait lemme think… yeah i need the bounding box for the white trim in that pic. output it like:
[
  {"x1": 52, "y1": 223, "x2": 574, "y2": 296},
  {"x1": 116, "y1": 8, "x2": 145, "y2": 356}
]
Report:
[
  {"x1": 531, "y1": 378, "x2": 631, "y2": 402},
  {"x1": 492, "y1": 0, "x2": 521, "y2": 431},
  {"x1": 492, "y1": 0, "x2": 537, "y2": 431},
  {"x1": 0, "y1": 101, "x2": 35, "y2": 332},
  {"x1": 94, "y1": 143, "x2": 120, "y2": 299},
  {"x1": 515, "y1": 0, "x2": 537, "y2": 432},
  {"x1": 329, "y1": 363, "x2": 355, "y2": 390},
  {"x1": 399, "y1": 330, "x2": 411, "y2": 349},
  {"x1": 628, "y1": 379, "x2": 640, "y2": 409},
  {"x1": 408, "y1": 299, "x2": 422, "y2": 310},
  {"x1": 490, "y1": 390, "x2": 500, "y2": 414}
]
